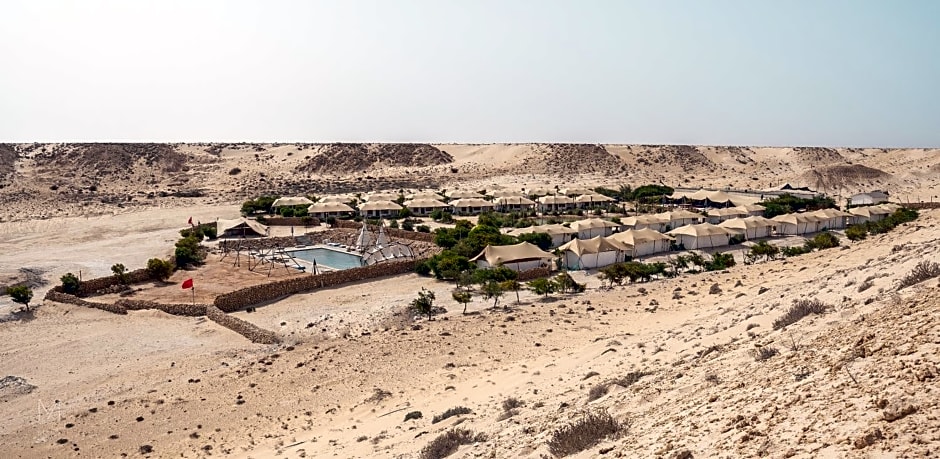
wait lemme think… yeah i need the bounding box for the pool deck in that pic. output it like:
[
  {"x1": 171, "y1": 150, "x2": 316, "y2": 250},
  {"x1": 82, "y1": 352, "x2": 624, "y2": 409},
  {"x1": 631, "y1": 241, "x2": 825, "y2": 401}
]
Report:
[{"x1": 283, "y1": 244, "x2": 365, "y2": 272}]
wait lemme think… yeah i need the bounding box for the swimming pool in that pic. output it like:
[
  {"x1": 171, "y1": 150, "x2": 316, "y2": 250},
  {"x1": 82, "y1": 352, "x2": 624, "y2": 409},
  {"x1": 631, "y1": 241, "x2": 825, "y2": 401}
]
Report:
[{"x1": 288, "y1": 247, "x2": 364, "y2": 270}]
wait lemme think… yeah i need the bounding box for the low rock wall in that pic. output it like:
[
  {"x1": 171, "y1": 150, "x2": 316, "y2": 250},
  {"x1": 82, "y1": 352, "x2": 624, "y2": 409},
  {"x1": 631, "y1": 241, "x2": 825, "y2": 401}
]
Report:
[
  {"x1": 262, "y1": 217, "x2": 321, "y2": 226},
  {"x1": 44, "y1": 290, "x2": 128, "y2": 314},
  {"x1": 213, "y1": 259, "x2": 421, "y2": 312},
  {"x1": 115, "y1": 299, "x2": 208, "y2": 316},
  {"x1": 517, "y1": 267, "x2": 553, "y2": 282},
  {"x1": 76, "y1": 269, "x2": 152, "y2": 295},
  {"x1": 206, "y1": 305, "x2": 280, "y2": 344}
]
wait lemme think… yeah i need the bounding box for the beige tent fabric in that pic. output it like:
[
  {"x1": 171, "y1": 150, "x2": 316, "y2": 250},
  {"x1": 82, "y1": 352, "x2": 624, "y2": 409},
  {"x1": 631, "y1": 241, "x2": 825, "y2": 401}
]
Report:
[
  {"x1": 569, "y1": 218, "x2": 622, "y2": 232},
  {"x1": 495, "y1": 196, "x2": 536, "y2": 206},
  {"x1": 526, "y1": 188, "x2": 555, "y2": 197},
  {"x1": 450, "y1": 198, "x2": 495, "y2": 208},
  {"x1": 364, "y1": 192, "x2": 400, "y2": 201},
  {"x1": 358, "y1": 200, "x2": 403, "y2": 211},
  {"x1": 406, "y1": 191, "x2": 445, "y2": 200},
  {"x1": 217, "y1": 218, "x2": 269, "y2": 237},
  {"x1": 488, "y1": 189, "x2": 525, "y2": 198},
  {"x1": 307, "y1": 202, "x2": 355, "y2": 213},
  {"x1": 772, "y1": 212, "x2": 827, "y2": 225},
  {"x1": 849, "y1": 206, "x2": 892, "y2": 217},
  {"x1": 733, "y1": 203, "x2": 766, "y2": 213},
  {"x1": 621, "y1": 214, "x2": 670, "y2": 229},
  {"x1": 507, "y1": 224, "x2": 577, "y2": 237},
  {"x1": 811, "y1": 208, "x2": 852, "y2": 218},
  {"x1": 319, "y1": 195, "x2": 355, "y2": 203},
  {"x1": 574, "y1": 193, "x2": 615, "y2": 203},
  {"x1": 272, "y1": 196, "x2": 314, "y2": 207},
  {"x1": 445, "y1": 190, "x2": 484, "y2": 199},
  {"x1": 667, "y1": 223, "x2": 733, "y2": 237},
  {"x1": 470, "y1": 242, "x2": 554, "y2": 265},
  {"x1": 403, "y1": 198, "x2": 449, "y2": 208},
  {"x1": 608, "y1": 228, "x2": 673, "y2": 245},
  {"x1": 719, "y1": 216, "x2": 776, "y2": 230},
  {"x1": 537, "y1": 195, "x2": 575, "y2": 205},
  {"x1": 707, "y1": 207, "x2": 749, "y2": 218},
  {"x1": 560, "y1": 188, "x2": 595, "y2": 197},
  {"x1": 877, "y1": 203, "x2": 901, "y2": 212},
  {"x1": 558, "y1": 237, "x2": 629, "y2": 256}
]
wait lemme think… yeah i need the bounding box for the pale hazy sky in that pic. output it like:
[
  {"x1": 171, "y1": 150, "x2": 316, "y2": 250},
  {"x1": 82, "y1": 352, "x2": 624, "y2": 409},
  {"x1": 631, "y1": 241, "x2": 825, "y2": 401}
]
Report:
[{"x1": 1, "y1": 1, "x2": 938, "y2": 146}]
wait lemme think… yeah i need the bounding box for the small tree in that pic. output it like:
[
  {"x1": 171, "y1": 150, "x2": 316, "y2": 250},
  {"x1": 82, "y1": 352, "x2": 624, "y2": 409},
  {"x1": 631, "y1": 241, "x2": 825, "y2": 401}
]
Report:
[
  {"x1": 452, "y1": 289, "x2": 472, "y2": 314},
  {"x1": 6, "y1": 285, "x2": 33, "y2": 311},
  {"x1": 528, "y1": 278, "x2": 555, "y2": 297},
  {"x1": 410, "y1": 288, "x2": 436, "y2": 320},
  {"x1": 111, "y1": 263, "x2": 128, "y2": 284},
  {"x1": 146, "y1": 258, "x2": 174, "y2": 281},
  {"x1": 482, "y1": 281, "x2": 504, "y2": 308},
  {"x1": 501, "y1": 279, "x2": 522, "y2": 304},
  {"x1": 60, "y1": 272, "x2": 81, "y2": 294}
]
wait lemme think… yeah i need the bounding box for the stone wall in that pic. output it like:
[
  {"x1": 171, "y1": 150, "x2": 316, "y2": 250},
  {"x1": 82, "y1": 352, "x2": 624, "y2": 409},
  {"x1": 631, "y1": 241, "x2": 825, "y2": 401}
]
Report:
[
  {"x1": 44, "y1": 290, "x2": 128, "y2": 314},
  {"x1": 262, "y1": 216, "x2": 321, "y2": 227},
  {"x1": 213, "y1": 259, "x2": 421, "y2": 312},
  {"x1": 115, "y1": 299, "x2": 208, "y2": 316},
  {"x1": 517, "y1": 266, "x2": 553, "y2": 282},
  {"x1": 74, "y1": 269, "x2": 152, "y2": 295},
  {"x1": 206, "y1": 305, "x2": 280, "y2": 344}
]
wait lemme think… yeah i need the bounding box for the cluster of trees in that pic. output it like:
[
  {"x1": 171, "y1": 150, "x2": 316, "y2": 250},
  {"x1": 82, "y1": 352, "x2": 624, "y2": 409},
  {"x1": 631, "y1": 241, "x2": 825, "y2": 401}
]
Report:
[
  {"x1": 758, "y1": 194, "x2": 837, "y2": 218},
  {"x1": 418, "y1": 221, "x2": 554, "y2": 280},
  {"x1": 527, "y1": 273, "x2": 586, "y2": 296},
  {"x1": 597, "y1": 252, "x2": 736, "y2": 288},
  {"x1": 845, "y1": 208, "x2": 918, "y2": 241},
  {"x1": 240, "y1": 196, "x2": 279, "y2": 216},
  {"x1": 175, "y1": 233, "x2": 206, "y2": 267},
  {"x1": 180, "y1": 225, "x2": 217, "y2": 241},
  {"x1": 743, "y1": 232, "x2": 841, "y2": 263},
  {"x1": 593, "y1": 184, "x2": 675, "y2": 203}
]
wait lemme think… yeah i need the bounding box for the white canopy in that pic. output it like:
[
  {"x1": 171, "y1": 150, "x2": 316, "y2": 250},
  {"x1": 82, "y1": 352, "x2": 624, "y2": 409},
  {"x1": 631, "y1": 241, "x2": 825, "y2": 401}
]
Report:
[
  {"x1": 272, "y1": 196, "x2": 313, "y2": 207},
  {"x1": 218, "y1": 218, "x2": 269, "y2": 238},
  {"x1": 365, "y1": 192, "x2": 401, "y2": 201},
  {"x1": 666, "y1": 223, "x2": 734, "y2": 249},
  {"x1": 608, "y1": 229, "x2": 674, "y2": 257},
  {"x1": 495, "y1": 196, "x2": 536, "y2": 206},
  {"x1": 404, "y1": 198, "x2": 449, "y2": 209},
  {"x1": 558, "y1": 236, "x2": 630, "y2": 256},
  {"x1": 470, "y1": 242, "x2": 554, "y2": 266},
  {"x1": 358, "y1": 200, "x2": 403, "y2": 211},
  {"x1": 574, "y1": 194, "x2": 616, "y2": 203},
  {"x1": 450, "y1": 198, "x2": 495, "y2": 208},
  {"x1": 445, "y1": 190, "x2": 484, "y2": 199},
  {"x1": 718, "y1": 216, "x2": 776, "y2": 240},
  {"x1": 307, "y1": 202, "x2": 355, "y2": 213}
]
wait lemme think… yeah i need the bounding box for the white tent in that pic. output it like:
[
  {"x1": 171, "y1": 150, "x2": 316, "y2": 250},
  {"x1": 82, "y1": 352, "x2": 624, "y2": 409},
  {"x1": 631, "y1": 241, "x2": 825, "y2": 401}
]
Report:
[
  {"x1": 718, "y1": 216, "x2": 776, "y2": 240},
  {"x1": 494, "y1": 196, "x2": 537, "y2": 212},
  {"x1": 364, "y1": 192, "x2": 401, "y2": 201},
  {"x1": 217, "y1": 218, "x2": 269, "y2": 238},
  {"x1": 809, "y1": 208, "x2": 852, "y2": 230},
  {"x1": 272, "y1": 196, "x2": 314, "y2": 208},
  {"x1": 406, "y1": 191, "x2": 445, "y2": 200},
  {"x1": 574, "y1": 194, "x2": 616, "y2": 208},
  {"x1": 560, "y1": 188, "x2": 595, "y2": 196},
  {"x1": 488, "y1": 189, "x2": 526, "y2": 198},
  {"x1": 608, "y1": 229, "x2": 674, "y2": 258},
  {"x1": 658, "y1": 210, "x2": 703, "y2": 228},
  {"x1": 666, "y1": 223, "x2": 733, "y2": 249},
  {"x1": 771, "y1": 213, "x2": 826, "y2": 235},
  {"x1": 537, "y1": 195, "x2": 576, "y2": 212},
  {"x1": 450, "y1": 198, "x2": 496, "y2": 215},
  {"x1": 506, "y1": 224, "x2": 577, "y2": 248},
  {"x1": 470, "y1": 242, "x2": 555, "y2": 272},
  {"x1": 307, "y1": 202, "x2": 355, "y2": 218},
  {"x1": 358, "y1": 200, "x2": 403, "y2": 218},
  {"x1": 404, "y1": 198, "x2": 449, "y2": 216},
  {"x1": 445, "y1": 190, "x2": 484, "y2": 199},
  {"x1": 732, "y1": 203, "x2": 766, "y2": 217},
  {"x1": 319, "y1": 195, "x2": 356, "y2": 203},
  {"x1": 706, "y1": 207, "x2": 749, "y2": 224},
  {"x1": 620, "y1": 214, "x2": 669, "y2": 232},
  {"x1": 557, "y1": 236, "x2": 629, "y2": 270},
  {"x1": 568, "y1": 218, "x2": 622, "y2": 239},
  {"x1": 848, "y1": 206, "x2": 892, "y2": 225}
]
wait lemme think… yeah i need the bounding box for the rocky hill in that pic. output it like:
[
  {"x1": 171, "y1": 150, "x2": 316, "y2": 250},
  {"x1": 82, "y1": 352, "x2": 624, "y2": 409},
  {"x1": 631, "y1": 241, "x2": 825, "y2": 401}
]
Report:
[{"x1": 298, "y1": 143, "x2": 453, "y2": 174}]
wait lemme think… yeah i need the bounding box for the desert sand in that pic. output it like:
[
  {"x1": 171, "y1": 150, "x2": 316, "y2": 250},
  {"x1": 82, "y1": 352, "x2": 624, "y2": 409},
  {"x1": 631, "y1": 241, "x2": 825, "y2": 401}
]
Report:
[{"x1": 1, "y1": 143, "x2": 939, "y2": 458}]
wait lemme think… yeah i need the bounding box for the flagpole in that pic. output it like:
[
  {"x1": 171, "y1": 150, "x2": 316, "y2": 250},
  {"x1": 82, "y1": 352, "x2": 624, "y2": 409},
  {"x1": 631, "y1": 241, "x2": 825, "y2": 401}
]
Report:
[{"x1": 192, "y1": 286, "x2": 195, "y2": 306}]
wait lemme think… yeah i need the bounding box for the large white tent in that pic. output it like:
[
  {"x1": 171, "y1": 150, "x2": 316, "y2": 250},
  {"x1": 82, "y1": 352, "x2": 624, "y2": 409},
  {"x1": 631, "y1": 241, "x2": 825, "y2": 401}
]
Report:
[
  {"x1": 771, "y1": 213, "x2": 826, "y2": 235},
  {"x1": 848, "y1": 206, "x2": 892, "y2": 225},
  {"x1": 450, "y1": 198, "x2": 496, "y2": 215},
  {"x1": 364, "y1": 192, "x2": 401, "y2": 201},
  {"x1": 574, "y1": 194, "x2": 616, "y2": 208},
  {"x1": 620, "y1": 214, "x2": 669, "y2": 232},
  {"x1": 658, "y1": 210, "x2": 703, "y2": 228},
  {"x1": 537, "y1": 195, "x2": 576, "y2": 212},
  {"x1": 272, "y1": 196, "x2": 314, "y2": 208},
  {"x1": 809, "y1": 208, "x2": 853, "y2": 230},
  {"x1": 558, "y1": 237, "x2": 629, "y2": 270},
  {"x1": 358, "y1": 200, "x2": 403, "y2": 218},
  {"x1": 470, "y1": 242, "x2": 555, "y2": 272},
  {"x1": 608, "y1": 229, "x2": 674, "y2": 258},
  {"x1": 568, "y1": 218, "x2": 622, "y2": 239},
  {"x1": 494, "y1": 196, "x2": 537, "y2": 212},
  {"x1": 445, "y1": 190, "x2": 484, "y2": 199},
  {"x1": 666, "y1": 223, "x2": 734, "y2": 249},
  {"x1": 307, "y1": 202, "x2": 355, "y2": 218},
  {"x1": 217, "y1": 218, "x2": 269, "y2": 238},
  {"x1": 718, "y1": 216, "x2": 776, "y2": 240},
  {"x1": 506, "y1": 224, "x2": 577, "y2": 248},
  {"x1": 706, "y1": 207, "x2": 749, "y2": 224},
  {"x1": 404, "y1": 198, "x2": 449, "y2": 216}
]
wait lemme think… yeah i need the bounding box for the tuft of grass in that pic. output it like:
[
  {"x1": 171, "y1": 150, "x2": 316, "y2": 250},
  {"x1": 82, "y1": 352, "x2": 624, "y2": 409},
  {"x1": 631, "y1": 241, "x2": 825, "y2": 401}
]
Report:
[
  {"x1": 547, "y1": 410, "x2": 623, "y2": 457},
  {"x1": 404, "y1": 411, "x2": 423, "y2": 422},
  {"x1": 419, "y1": 428, "x2": 487, "y2": 459},
  {"x1": 587, "y1": 383, "x2": 609, "y2": 402},
  {"x1": 898, "y1": 261, "x2": 940, "y2": 290},
  {"x1": 611, "y1": 371, "x2": 650, "y2": 388},
  {"x1": 751, "y1": 346, "x2": 779, "y2": 361},
  {"x1": 772, "y1": 298, "x2": 829, "y2": 330},
  {"x1": 501, "y1": 397, "x2": 524, "y2": 412},
  {"x1": 432, "y1": 406, "x2": 473, "y2": 424}
]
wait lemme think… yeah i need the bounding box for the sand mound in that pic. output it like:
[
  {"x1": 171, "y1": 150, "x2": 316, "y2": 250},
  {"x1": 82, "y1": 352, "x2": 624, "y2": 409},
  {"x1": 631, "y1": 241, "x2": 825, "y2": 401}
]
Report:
[
  {"x1": 35, "y1": 143, "x2": 188, "y2": 178},
  {"x1": 514, "y1": 144, "x2": 625, "y2": 175},
  {"x1": 803, "y1": 163, "x2": 892, "y2": 190},
  {"x1": 0, "y1": 376, "x2": 36, "y2": 401},
  {"x1": 790, "y1": 146, "x2": 846, "y2": 165},
  {"x1": 635, "y1": 144, "x2": 715, "y2": 172},
  {"x1": 298, "y1": 143, "x2": 453, "y2": 174},
  {"x1": 0, "y1": 144, "x2": 17, "y2": 184}
]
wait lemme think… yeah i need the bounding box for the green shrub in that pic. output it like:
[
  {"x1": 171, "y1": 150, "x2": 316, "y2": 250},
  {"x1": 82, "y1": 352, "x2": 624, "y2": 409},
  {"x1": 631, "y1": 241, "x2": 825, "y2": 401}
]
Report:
[
  {"x1": 806, "y1": 232, "x2": 840, "y2": 250},
  {"x1": 174, "y1": 235, "x2": 204, "y2": 267},
  {"x1": 706, "y1": 252, "x2": 736, "y2": 271},
  {"x1": 146, "y1": 258, "x2": 174, "y2": 281},
  {"x1": 746, "y1": 241, "x2": 780, "y2": 263},
  {"x1": 547, "y1": 410, "x2": 622, "y2": 457},
  {"x1": 110, "y1": 263, "x2": 128, "y2": 284},
  {"x1": 419, "y1": 429, "x2": 487, "y2": 459},
  {"x1": 845, "y1": 225, "x2": 867, "y2": 241},
  {"x1": 410, "y1": 288, "x2": 436, "y2": 320},
  {"x1": 773, "y1": 298, "x2": 829, "y2": 330},
  {"x1": 60, "y1": 272, "x2": 81, "y2": 294},
  {"x1": 417, "y1": 225, "x2": 431, "y2": 233},
  {"x1": 781, "y1": 245, "x2": 811, "y2": 257},
  {"x1": 6, "y1": 285, "x2": 33, "y2": 311},
  {"x1": 528, "y1": 278, "x2": 555, "y2": 296}
]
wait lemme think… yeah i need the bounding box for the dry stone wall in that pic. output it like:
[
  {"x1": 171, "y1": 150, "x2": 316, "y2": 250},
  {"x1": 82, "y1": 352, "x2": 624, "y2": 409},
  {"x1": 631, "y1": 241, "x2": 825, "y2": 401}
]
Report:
[
  {"x1": 206, "y1": 305, "x2": 279, "y2": 344},
  {"x1": 214, "y1": 259, "x2": 421, "y2": 312},
  {"x1": 115, "y1": 299, "x2": 208, "y2": 316},
  {"x1": 44, "y1": 290, "x2": 128, "y2": 314},
  {"x1": 517, "y1": 266, "x2": 553, "y2": 282},
  {"x1": 75, "y1": 269, "x2": 152, "y2": 295},
  {"x1": 262, "y1": 217, "x2": 321, "y2": 226}
]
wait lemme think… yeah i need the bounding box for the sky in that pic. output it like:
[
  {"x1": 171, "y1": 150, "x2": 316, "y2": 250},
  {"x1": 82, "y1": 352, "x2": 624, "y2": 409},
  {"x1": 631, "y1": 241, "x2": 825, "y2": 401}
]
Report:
[{"x1": 1, "y1": 0, "x2": 938, "y2": 146}]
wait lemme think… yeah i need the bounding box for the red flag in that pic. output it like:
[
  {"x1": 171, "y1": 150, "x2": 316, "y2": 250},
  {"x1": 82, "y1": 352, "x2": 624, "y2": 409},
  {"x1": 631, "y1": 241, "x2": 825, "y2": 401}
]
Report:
[
  {"x1": 181, "y1": 278, "x2": 193, "y2": 290},
  {"x1": 187, "y1": 216, "x2": 193, "y2": 226}
]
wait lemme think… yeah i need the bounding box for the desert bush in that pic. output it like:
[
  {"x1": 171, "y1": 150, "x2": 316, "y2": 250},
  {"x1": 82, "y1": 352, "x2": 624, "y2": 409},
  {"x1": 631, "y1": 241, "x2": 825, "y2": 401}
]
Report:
[
  {"x1": 501, "y1": 397, "x2": 524, "y2": 412},
  {"x1": 174, "y1": 235, "x2": 204, "y2": 267},
  {"x1": 898, "y1": 260, "x2": 940, "y2": 290},
  {"x1": 528, "y1": 278, "x2": 555, "y2": 297},
  {"x1": 751, "y1": 346, "x2": 779, "y2": 361},
  {"x1": 410, "y1": 288, "x2": 436, "y2": 320},
  {"x1": 60, "y1": 272, "x2": 80, "y2": 294},
  {"x1": 228, "y1": 167, "x2": 241, "y2": 175},
  {"x1": 845, "y1": 225, "x2": 867, "y2": 241},
  {"x1": 110, "y1": 263, "x2": 128, "y2": 284},
  {"x1": 6, "y1": 285, "x2": 33, "y2": 311},
  {"x1": 781, "y1": 245, "x2": 811, "y2": 257},
  {"x1": 419, "y1": 428, "x2": 487, "y2": 459},
  {"x1": 404, "y1": 411, "x2": 423, "y2": 422},
  {"x1": 587, "y1": 383, "x2": 609, "y2": 402},
  {"x1": 706, "y1": 252, "x2": 736, "y2": 271},
  {"x1": 452, "y1": 290, "x2": 472, "y2": 314},
  {"x1": 746, "y1": 241, "x2": 780, "y2": 263},
  {"x1": 417, "y1": 225, "x2": 431, "y2": 233},
  {"x1": 857, "y1": 279, "x2": 874, "y2": 292},
  {"x1": 547, "y1": 410, "x2": 622, "y2": 457},
  {"x1": 146, "y1": 258, "x2": 174, "y2": 281},
  {"x1": 432, "y1": 406, "x2": 473, "y2": 424},
  {"x1": 806, "y1": 232, "x2": 840, "y2": 250},
  {"x1": 772, "y1": 298, "x2": 829, "y2": 330}
]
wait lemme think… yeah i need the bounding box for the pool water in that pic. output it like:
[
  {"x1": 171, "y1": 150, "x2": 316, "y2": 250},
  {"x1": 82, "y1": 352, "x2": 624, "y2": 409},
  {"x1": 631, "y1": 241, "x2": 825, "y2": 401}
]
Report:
[{"x1": 288, "y1": 247, "x2": 364, "y2": 270}]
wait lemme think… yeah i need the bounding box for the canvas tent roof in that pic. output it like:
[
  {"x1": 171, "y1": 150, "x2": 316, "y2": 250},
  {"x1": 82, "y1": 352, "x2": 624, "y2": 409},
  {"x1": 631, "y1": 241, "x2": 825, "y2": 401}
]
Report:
[
  {"x1": 470, "y1": 242, "x2": 555, "y2": 265},
  {"x1": 621, "y1": 214, "x2": 670, "y2": 226},
  {"x1": 495, "y1": 196, "x2": 536, "y2": 205},
  {"x1": 450, "y1": 198, "x2": 495, "y2": 208},
  {"x1": 849, "y1": 206, "x2": 892, "y2": 217},
  {"x1": 404, "y1": 198, "x2": 449, "y2": 208},
  {"x1": 308, "y1": 202, "x2": 355, "y2": 213},
  {"x1": 560, "y1": 188, "x2": 595, "y2": 196},
  {"x1": 811, "y1": 208, "x2": 852, "y2": 218},
  {"x1": 406, "y1": 191, "x2": 445, "y2": 200},
  {"x1": 488, "y1": 189, "x2": 526, "y2": 198},
  {"x1": 272, "y1": 196, "x2": 314, "y2": 207},
  {"x1": 574, "y1": 194, "x2": 616, "y2": 203},
  {"x1": 526, "y1": 188, "x2": 555, "y2": 197},
  {"x1": 877, "y1": 203, "x2": 901, "y2": 212},
  {"x1": 733, "y1": 203, "x2": 766, "y2": 213},
  {"x1": 661, "y1": 209, "x2": 703, "y2": 221},
  {"x1": 718, "y1": 216, "x2": 776, "y2": 231},
  {"x1": 507, "y1": 224, "x2": 577, "y2": 237},
  {"x1": 771, "y1": 212, "x2": 827, "y2": 225},
  {"x1": 558, "y1": 236, "x2": 630, "y2": 256},
  {"x1": 569, "y1": 218, "x2": 622, "y2": 232},
  {"x1": 707, "y1": 207, "x2": 748, "y2": 218},
  {"x1": 217, "y1": 218, "x2": 269, "y2": 237},
  {"x1": 445, "y1": 190, "x2": 484, "y2": 199},
  {"x1": 358, "y1": 200, "x2": 403, "y2": 211},
  {"x1": 319, "y1": 195, "x2": 355, "y2": 203},
  {"x1": 364, "y1": 192, "x2": 401, "y2": 201},
  {"x1": 666, "y1": 222, "x2": 733, "y2": 238},
  {"x1": 538, "y1": 195, "x2": 575, "y2": 204},
  {"x1": 608, "y1": 228, "x2": 674, "y2": 245}
]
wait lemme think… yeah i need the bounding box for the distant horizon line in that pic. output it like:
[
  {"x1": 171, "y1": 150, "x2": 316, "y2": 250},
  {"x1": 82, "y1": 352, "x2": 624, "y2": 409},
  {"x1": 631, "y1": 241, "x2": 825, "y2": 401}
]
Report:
[{"x1": 3, "y1": 140, "x2": 938, "y2": 150}]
